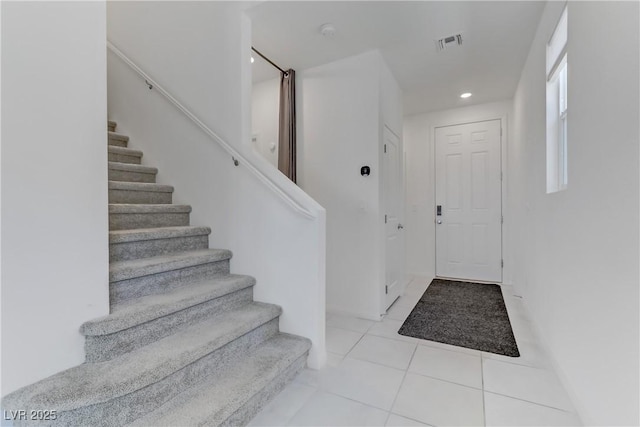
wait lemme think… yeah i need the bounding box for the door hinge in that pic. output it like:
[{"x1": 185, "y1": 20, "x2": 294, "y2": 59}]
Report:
[
  {"x1": 500, "y1": 127, "x2": 503, "y2": 137},
  {"x1": 385, "y1": 214, "x2": 388, "y2": 223},
  {"x1": 385, "y1": 285, "x2": 388, "y2": 294},
  {"x1": 501, "y1": 215, "x2": 504, "y2": 224},
  {"x1": 501, "y1": 259, "x2": 504, "y2": 268},
  {"x1": 501, "y1": 172, "x2": 503, "y2": 181},
  {"x1": 384, "y1": 144, "x2": 387, "y2": 153}
]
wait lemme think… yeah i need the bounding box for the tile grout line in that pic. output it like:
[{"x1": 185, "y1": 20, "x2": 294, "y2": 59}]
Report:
[
  {"x1": 483, "y1": 390, "x2": 578, "y2": 414},
  {"x1": 281, "y1": 385, "x2": 320, "y2": 427},
  {"x1": 338, "y1": 349, "x2": 490, "y2": 395},
  {"x1": 383, "y1": 410, "x2": 392, "y2": 426},
  {"x1": 305, "y1": 355, "x2": 573, "y2": 424},
  {"x1": 284, "y1": 387, "x2": 321, "y2": 426},
  {"x1": 388, "y1": 412, "x2": 435, "y2": 427},
  {"x1": 386, "y1": 345, "x2": 419, "y2": 422},
  {"x1": 341, "y1": 329, "x2": 370, "y2": 359},
  {"x1": 403, "y1": 368, "x2": 484, "y2": 392},
  {"x1": 481, "y1": 353, "x2": 487, "y2": 427},
  {"x1": 326, "y1": 324, "x2": 374, "y2": 335},
  {"x1": 366, "y1": 328, "x2": 481, "y2": 356},
  {"x1": 482, "y1": 353, "x2": 545, "y2": 369},
  {"x1": 321, "y1": 388, "x2": 396, "y2": 416},
  {"x1": 343, "y1": 352, "x2": 413, "y2": 373}
]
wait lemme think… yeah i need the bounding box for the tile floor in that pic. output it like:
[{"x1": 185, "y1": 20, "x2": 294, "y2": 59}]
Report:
[{"x1": 249, "y1": 277, "x2": 582, "y2": 426}]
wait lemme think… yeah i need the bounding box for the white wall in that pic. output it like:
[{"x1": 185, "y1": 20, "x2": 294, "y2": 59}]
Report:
[
  {"x1": 107, "y1": 1, "x2": 326, "y2": 368},
  {"x1": 251, "y1": 78, "x2": 280, "y2": 168},
  {"x1": 300, "y1": 51, "x2": 403, "y2": 319},
  {"x1": 379, "y1": 62, "x2": 404, "y2": 139},
  {"x1": 509, "y1": 2, "x2": 639, "y2": 424},
  {"x1": 1, "y1": 2, "x2": 109, "y2": 395},
  {"x1": 403, "y1": 100, "x2": 512, "y2": 281}
]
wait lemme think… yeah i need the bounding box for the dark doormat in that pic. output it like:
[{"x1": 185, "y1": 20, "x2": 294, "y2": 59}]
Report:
[{"x1": 398, "y1": 279, "x2": 520, "y2": 357}]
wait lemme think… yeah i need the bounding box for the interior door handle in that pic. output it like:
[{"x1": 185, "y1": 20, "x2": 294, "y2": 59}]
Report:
[
  {"x1": 437, "y1": 219, "x2": 442, "y2": 224},
  {"x1": 397, "y1": 224, "x2": 404, "y2": 230}
]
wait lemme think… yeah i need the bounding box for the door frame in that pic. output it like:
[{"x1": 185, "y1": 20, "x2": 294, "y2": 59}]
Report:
[
  {"x1": 381, "y1": 124, "x2": 406, "y2": 315},
  {"x1": 430, "y1": 115, "x2": 509, "y2": 284}
]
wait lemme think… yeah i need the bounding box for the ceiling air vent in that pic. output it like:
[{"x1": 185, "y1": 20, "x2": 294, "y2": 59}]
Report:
[{"x1": 435, "y1": 34, "x2": 463, "y2": 52}]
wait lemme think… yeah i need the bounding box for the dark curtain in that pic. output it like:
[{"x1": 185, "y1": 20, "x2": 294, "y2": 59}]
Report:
[{"x1": 278, "y1": 69, "x2": 296, "y2": 183}]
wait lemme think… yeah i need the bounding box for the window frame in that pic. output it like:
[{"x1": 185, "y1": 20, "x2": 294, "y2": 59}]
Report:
[{"x1": 546, "y1": 6, "x2": 568, "y2": 194}]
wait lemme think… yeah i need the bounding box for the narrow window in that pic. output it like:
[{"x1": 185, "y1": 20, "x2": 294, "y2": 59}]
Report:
[{"x1": 546, "y1": 6, "x2": 568, "y2": 193}]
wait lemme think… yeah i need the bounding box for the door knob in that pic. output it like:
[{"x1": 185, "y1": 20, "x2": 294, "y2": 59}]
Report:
[
  {"x1": 397, "y1": 224, "x2": 404, "y2": 230},
  {"x1": 437, "y1": 219, "x2": 442, "y2": 224}
]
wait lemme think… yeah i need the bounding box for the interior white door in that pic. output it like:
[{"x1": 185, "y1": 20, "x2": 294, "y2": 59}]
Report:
[
  {"x1": 435, "y1": 120, "x2": 502, "y2": 282},
  {"x1": 383, "y1": 126, "x2": 403, "y2": 310}
]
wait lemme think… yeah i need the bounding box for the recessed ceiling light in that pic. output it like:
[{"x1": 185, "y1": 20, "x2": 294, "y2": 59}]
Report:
[
  {"x1": 320, "y1": 23, "x2": 336, "y2": 37},
  {"x1": 460, "y1": 92, "x2": 472, "y2": 99},
  {"x1": 251, "y1": 56, "x2": 255, "y2": 63}
]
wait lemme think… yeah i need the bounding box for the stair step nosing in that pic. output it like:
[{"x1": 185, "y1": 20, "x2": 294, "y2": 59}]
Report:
[
  {"x1": 81, "y1": 275, "x2": 256, "y2": 335},
  {"x1": 108, "y1": 131, "x2": 128, "y2": 141},
  {"x1": 109, "y1": 226, "x2": 210, "y2": 244},
  {"x1": 109, "y1": 249, "x2": 232, "y2": 282},
  {"x1": 108, "y1": 146, "x2": 143, "y2": 157},
  {"x1": 108, "y1": 181, "x2": 174, "y2": 193},
  {"x1": 1, "y1": 303, "x2": 282, "y2": 412},
  {"x1": 129, "y1": 334, "x2": 311, "y2": 427},
  {"x1": 108, "y1": 204, "x2": 191, "y2": 214},
  {"x1": 108, "y1": 161, "x2": 157, "y2": 174}
]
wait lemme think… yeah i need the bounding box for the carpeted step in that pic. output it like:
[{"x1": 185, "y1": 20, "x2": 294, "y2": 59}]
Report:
[
  {"x1": 82, "y1": 274, "x2": 256, "y2": 362},
  {"x1": 108, "y1": 181, "x2": 174, "y2": 205},
  {"x1": 109, "y1": 162, "x2": 157, "y2": 183},
  {"x1": 109, "y1": 225, "x2": 209, "y2": 261},
  {"x1": 108, "y1": 131, "x2": 128, "y2": 147},
  {"x1": 109, "y1": 248, "x2": 231, "y2": 282},
  {"x1": 108, "y1": 120, "x2": 117, "y2": 132},
  {"x1": 109, "y1": 249, "x2": 232, "y2": 304},
  {"x1": 1, "y1": 303, "x2": 283, "y2": 427},
  {"x1": 130, "y1": 334, "x2": 311, "y2": 427},
  {"x1": 109, "y1": 204, "x2": 191, "y2": 230},
  {"x1": 108, "y1": 146, "x2": 143, "y2": 165}
]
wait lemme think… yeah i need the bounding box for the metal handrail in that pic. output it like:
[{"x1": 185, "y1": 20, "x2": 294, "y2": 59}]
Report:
[
  {"x1": 251, "y1": 46, "x2": 288, "y2": 75},
  {"x1": 107, "y1": 40, "x2": 315, "y2": 219}
]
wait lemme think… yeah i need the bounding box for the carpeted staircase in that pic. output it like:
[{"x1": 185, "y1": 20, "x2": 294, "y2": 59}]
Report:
[{"x1": 2, "y1": 121, "x2": 311, "y2": 426}]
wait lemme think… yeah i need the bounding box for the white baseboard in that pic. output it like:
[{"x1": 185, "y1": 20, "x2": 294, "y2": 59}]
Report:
[{"x1": 326, "y1": 306, "x2": 382, "y2": 322}]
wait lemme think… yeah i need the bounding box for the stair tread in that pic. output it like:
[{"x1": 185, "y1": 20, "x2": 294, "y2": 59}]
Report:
[
  {"x1": 108, "y1": 145, "x2": 143, "y2": 157},
  {"x1": 108, "y1": 131, "x2": 127, "y2": 140},
  {"x1": 109, "y1": 226, "x2": 210, "y2": 243},
  {"x1": 81, "y1": 274, "x2": 255, "y2": 336},
  {"x1": 108, "y1": 181, "x2": 173, "y2": 193},
  {"x1": 129, "y1": 334, "x2": 311, "y2": 427},
  {"x1": 108, "y1": 161, "x2": 157, "y2": 174},
  {"x1": 110, "y1": 248, "x2": 232, "y2": 282},
  {"x1": 1, "y1": 303, "x2": 282, "y2": 412},
  {"x1": 108, "y1": 204, "x2": 191, "y2": 214}
]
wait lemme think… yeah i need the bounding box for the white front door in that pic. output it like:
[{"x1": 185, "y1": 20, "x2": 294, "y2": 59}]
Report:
[
  {"x1": 435, "y1": 120, "x2": 502, "y2": 282},
  {"x1": 383, "y1": 126, "x2": 403, "y2": 310}
]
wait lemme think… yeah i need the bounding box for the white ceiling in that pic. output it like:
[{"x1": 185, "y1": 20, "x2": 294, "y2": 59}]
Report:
[{"x1": 248, "y1": 1, "x2": 545, "y2": 115}]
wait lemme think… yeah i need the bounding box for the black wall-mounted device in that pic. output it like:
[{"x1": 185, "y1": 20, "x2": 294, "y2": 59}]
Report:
[
  {"x1": 361, "y1": 166, "x2": 371, "y2": 176},
  {"x1": 437, "y1": 205, "x2": 442, "y2": 216}
]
